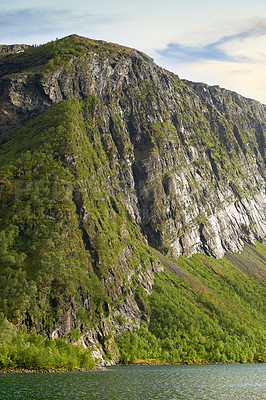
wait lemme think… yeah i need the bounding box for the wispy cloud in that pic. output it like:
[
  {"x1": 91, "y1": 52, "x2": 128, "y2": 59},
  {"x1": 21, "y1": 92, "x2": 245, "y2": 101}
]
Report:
[
  {"x1": 157, "y1": 42, "x2": 232, "y2": 63},
  {"x1": 157, "y1": 19, "x2": 266, "y2": 63},
  {"x1": 0, "y1": 9, "x2": 68, "y2": 36},
  {"x1": 0, "y1": 7, "x2": 123, "y2": 43}
]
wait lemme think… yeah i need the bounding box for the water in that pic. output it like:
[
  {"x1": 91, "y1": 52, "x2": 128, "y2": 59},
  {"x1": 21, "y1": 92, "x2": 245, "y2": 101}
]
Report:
[{"x1": 0, "y1": 363, "x2": 265, "y2": 400}]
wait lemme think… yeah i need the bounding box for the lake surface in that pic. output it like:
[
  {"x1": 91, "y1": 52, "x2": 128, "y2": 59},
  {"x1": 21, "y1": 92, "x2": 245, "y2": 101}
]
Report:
[{"x1": 0, "y1": 363, "x2": 265, "y2": 400}]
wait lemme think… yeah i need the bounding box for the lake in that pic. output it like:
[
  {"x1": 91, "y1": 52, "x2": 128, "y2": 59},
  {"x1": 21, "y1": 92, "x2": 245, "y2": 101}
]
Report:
[{"x1": 0, "y1": 363, "x2": 265, "y2": 400}]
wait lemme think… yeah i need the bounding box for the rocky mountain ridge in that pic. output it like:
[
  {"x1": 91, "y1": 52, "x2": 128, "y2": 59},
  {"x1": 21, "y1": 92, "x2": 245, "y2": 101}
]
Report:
[
  {"x1": 1, "y1": 35, "x2": 265, "y2": 260},
  {"x1": 0, "y1": 35, "x2": 265, "y2": 364}
]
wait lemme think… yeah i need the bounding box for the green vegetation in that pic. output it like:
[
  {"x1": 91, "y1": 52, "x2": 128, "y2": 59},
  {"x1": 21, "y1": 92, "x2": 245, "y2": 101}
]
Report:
[
  {"x1": 0, "y1": 35, "x2": 140, "y2": 76},
  {"x1": 0, "y1": 314, "x2": 95, "y2": 371},
  {"x1": 0, "y1": 99, "x2": 91, "y2": 327},
  {"x1": 117, "y1": 245, "x2": 266, "y2": 364},
  {"x1": 0, "y1": 36, "x2": 265, "y2": 371},
  {"x1": 0, "y1": 92, "x2": 265, "y2": 368},
  {"x1": 0, "y1": 95, "x2": 151, "y2": 336}
]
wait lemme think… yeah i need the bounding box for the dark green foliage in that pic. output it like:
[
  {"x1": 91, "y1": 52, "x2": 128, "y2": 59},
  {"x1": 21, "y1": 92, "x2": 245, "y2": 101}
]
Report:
[
  {"x1": 0, "y1": 314, "x2": 95, "y2": 370},
  {"x1": 0, "y1": 99, "x2": 93, "y2": 327},
  {"x1": 0, "y1": 96, "x2": 151, "y2": 333},
  {"x1": 117, "y1": 245, "x2": 266, "y2": 364}
]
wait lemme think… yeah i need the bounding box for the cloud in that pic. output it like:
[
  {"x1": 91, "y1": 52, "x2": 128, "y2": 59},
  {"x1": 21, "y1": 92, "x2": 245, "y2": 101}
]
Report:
[
  {"x1": 157, "y1": 19, "x2": 266, "y2": 63},
  {"x1": 154, "y1": 18, "x2": 266, "y2": 104},
  {"x1": 0, "y1": 7, "x2": 123, "y2": 44},
  {"x1": 1, "y1": 10, "x2": 80, "y2": 45},
  {"x1": 157, "y1": 42, "x2": 232, "y2": 63},
  {"x1": 0, "y1": 9, "x2": 60, "y2": 31}
]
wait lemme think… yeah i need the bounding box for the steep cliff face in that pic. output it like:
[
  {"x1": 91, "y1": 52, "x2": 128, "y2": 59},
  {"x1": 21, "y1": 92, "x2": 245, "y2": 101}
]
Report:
[
  {"x1": 1, "y1": 35, "x2": 264, "y2": 259},
  {"x1": 0, "y1": 35, "x2": 265, "y2": 364}
]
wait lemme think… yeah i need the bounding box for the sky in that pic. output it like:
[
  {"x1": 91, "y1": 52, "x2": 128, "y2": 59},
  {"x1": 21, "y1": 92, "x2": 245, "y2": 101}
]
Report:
[{"x1": 1, "y1": 0, "x2": 266, "y2": 104}]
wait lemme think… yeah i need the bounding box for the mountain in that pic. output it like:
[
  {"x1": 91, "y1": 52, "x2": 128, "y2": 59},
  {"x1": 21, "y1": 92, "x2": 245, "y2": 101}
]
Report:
[{"x1": 0, "y1": 35, "x2": 265, "y2": 368}]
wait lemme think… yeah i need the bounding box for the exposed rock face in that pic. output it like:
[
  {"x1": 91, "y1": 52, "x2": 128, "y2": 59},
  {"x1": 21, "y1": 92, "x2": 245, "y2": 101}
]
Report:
[
  {"x1": 0, "y1": 44, "x2": 29, "y2": 55},
  {"x1": 48, "y1": 260, "x2": 162, "y2": 364},
  {"x1": 0, "y1": 36, "x2": 265, "y2": 261},
  {"x1": 0, "y1": 36, "x2": 265, "y2": 363}
]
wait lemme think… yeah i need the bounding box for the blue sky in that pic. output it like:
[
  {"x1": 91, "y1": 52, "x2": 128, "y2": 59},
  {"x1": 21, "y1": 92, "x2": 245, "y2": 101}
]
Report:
[{"x1": 1, "y1": 0, "x2": 266, "y2": 103}]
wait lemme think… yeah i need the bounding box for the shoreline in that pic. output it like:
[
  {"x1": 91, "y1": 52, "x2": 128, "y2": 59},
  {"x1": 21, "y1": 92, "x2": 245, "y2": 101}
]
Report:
[
  {"x1": 0, "y1": 366, "x2": 107, "y2": 374},
  {"x1": 1, "y1": 360, "x2": 264, "y2": 373}
]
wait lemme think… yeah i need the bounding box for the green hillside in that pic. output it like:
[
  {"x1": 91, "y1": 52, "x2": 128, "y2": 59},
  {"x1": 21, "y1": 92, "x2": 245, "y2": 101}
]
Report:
[
  {"x1": 0, "y1": 36, "x2": 265, "y2": 370},
  {"x1": 0, "y1": 97, "x2": 265, "y2": 369},
  {"x1": 0, "y1": 97, "x2": 151, "y2": 328},
  {"x1": 118, "y1": 244, "x2": 266, "y2": 364}
]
